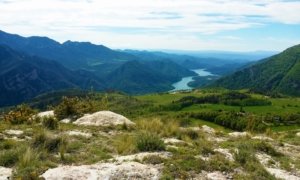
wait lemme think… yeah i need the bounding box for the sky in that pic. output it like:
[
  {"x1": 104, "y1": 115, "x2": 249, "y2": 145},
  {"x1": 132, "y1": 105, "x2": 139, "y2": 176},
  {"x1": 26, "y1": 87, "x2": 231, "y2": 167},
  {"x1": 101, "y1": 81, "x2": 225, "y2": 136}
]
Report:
[{"x1": 0, "y1": 0, "x2": 300, "y2": 51}]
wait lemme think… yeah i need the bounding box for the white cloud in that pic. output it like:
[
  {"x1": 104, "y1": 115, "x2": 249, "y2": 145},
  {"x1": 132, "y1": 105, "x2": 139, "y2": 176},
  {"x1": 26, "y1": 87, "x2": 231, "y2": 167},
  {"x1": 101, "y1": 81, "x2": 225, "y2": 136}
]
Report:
[{"x1": 0, "y1": 0, "x2": 299, "y2": 50}]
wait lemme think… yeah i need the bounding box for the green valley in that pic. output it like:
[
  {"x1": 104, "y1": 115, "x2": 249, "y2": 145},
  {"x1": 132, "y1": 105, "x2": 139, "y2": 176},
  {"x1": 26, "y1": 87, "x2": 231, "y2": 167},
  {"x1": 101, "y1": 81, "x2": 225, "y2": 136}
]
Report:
[{"x1": 0, "y1": 89, "x2": 299, "y2": 179}]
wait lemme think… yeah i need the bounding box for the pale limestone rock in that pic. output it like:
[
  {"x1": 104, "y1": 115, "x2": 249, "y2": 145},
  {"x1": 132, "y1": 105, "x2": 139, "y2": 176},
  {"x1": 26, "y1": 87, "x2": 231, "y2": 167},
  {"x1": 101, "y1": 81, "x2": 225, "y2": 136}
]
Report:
[
  {"x1": 228, "y1": 132, "x2": 249, "y2": 138},
  {"x1": 214, "y1": 148, "x2": 234, "y2": 161},
  {"x1": 73, "y1": 111, "x2": 135, "y2": 127},
  {"x1": 60, "y1": 118, "x2": 71, "y2": 123},
  {"x1": 35, "y1": 110, "x2": 54, "y2": 118},
  {"x1": 267, "y1": 168, "x2": 300, "y2": 180},
  {"x1": 4, "y1": 129, "x2": 23, "y2": 136},
  {"x1": 0, "y1": 166, "x2": 12, "y2": 180},
  {"x1": 111, "y1": 152, "x2": 172, "y2": 163},
  {"x1": 41, "y1": 162, "x2": 161, "y2": 180},
  {"x1": 202, "y1": 125, "x2": 215, "y2": 134},
  {"x1": 206, "y1": 171, "x2": 227, "y2": 180},
  {"x1": 163, "y1": 138, "x2": 185, "y2": 145},
  {"x1": 66, "y1": 131, "x2": 92, "y2": 138},
  {"x1": 252, "y1": 136, "x2": 273, "y2": 141}
]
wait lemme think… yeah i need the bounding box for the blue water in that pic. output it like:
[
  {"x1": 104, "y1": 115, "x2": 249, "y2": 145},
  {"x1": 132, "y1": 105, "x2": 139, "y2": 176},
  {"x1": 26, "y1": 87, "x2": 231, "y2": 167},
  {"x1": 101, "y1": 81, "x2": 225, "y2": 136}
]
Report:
[{"x1": 171, "y1": 69, "x2": 214, "y2": 91}]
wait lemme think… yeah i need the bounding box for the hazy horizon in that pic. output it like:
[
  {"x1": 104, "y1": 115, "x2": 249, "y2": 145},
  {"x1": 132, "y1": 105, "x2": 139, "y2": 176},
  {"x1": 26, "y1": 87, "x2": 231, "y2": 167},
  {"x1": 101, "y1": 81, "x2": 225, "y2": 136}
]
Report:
[{"x1": 1, "y1": 0, "x2": 299, "y2": 51}]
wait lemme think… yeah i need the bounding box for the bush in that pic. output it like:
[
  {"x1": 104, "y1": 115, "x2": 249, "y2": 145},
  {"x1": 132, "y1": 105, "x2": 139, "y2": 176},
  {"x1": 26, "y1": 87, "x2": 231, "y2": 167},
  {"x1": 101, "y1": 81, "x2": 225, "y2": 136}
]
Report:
[
  {"x1": 4, "y1": 104, "x2": 35, "y2": 124},
  {"x1": 136, "y1": 133, "x2": 165, "y2": 152},
  {"x1": 54, "y1": 97, "x2": 82, "y2": 119},
  {"x1": 235, "y1": 144, "x2": 254, "y2": 165},
  {"x1": 42, "y1": 116, "x2": 58, "y2": 130}
]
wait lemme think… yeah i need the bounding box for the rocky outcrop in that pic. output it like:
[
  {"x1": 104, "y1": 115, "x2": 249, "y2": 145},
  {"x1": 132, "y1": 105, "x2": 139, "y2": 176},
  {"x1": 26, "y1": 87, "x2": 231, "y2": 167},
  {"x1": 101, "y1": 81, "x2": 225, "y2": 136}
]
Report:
[
  {"x1": 73, "y1": 111, "x2": 135, "y2": 127},
  {"x1": 41, "y1": 152, "x2": 171, "y2": 179},
  {"x1": 256, "y1": 153, "x2": 300, "y2": 180},
  {"x1": 41, "y1": 161, "x2": 161, "y2": 180}
]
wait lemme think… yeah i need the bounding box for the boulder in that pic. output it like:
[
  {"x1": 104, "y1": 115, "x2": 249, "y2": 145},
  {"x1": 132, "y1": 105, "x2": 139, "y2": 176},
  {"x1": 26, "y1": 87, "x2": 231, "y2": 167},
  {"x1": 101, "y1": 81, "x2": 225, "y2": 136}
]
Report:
[
  {"x1": 60, "y1": 118, "x2": 71, "y2": 123},
  {"x1": 73, "y1": 111, "x2": 135, "y2": 127},
  {"x1": 35, "y1": 111, "x2": 55, "y2": 118},
  {"x1": 0, "y1": 167, "x2": 12, "y2": 180}
]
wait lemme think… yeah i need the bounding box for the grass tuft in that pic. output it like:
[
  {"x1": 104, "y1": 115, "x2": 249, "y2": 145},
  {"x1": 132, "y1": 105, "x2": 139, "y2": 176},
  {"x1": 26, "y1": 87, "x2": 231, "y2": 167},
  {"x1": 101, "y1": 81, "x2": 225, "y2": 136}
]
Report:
[{"x1": 136, "y1": 132, "x2": 165, "y2": 152}]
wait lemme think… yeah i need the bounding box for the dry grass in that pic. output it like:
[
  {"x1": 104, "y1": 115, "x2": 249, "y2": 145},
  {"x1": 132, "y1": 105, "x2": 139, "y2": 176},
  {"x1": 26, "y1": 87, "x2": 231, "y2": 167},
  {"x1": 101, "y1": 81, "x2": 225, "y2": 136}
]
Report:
[
  {"x1": 113, "y1": 133, "x2": 136, "y2": 155},
  {"x1": 136, "y1": 118, "x2": 180, "y2": 137}
]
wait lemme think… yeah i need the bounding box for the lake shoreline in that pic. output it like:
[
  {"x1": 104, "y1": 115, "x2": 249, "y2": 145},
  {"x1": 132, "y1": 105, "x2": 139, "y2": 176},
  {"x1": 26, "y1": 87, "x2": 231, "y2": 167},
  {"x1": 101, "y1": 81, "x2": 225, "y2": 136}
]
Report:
[{"x1": 170, "y1": 69, "x2": 216, "y2": 91}]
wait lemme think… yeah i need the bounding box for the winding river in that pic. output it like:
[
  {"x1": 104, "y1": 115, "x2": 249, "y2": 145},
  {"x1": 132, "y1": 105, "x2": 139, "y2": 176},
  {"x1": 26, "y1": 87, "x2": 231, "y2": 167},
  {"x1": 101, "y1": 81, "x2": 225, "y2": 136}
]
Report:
[{"x1": 171, "y1": 69, "x2": 214, "y2": 91}]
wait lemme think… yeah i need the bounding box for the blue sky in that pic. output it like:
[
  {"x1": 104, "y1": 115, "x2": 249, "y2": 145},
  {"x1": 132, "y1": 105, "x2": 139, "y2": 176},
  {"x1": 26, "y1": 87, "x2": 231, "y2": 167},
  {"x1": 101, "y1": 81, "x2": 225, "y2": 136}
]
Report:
[{"x1": 0, "y1": 0, "x2": 299, "y2": 51}]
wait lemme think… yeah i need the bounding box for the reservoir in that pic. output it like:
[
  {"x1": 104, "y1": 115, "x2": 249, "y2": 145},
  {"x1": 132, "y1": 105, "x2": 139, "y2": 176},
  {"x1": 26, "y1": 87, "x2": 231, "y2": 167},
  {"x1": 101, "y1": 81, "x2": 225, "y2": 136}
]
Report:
[{"x1": 171, "y1": 69, "x2": 214, "y2": 91}]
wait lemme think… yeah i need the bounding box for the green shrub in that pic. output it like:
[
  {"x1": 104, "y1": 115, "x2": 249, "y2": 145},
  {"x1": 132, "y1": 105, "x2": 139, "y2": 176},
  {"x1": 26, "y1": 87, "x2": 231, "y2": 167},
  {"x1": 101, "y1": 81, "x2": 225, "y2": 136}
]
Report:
[
  {"x1": 54, "y1": 97, "x2": 81, "y2": 119},
  {"x1": 136, "y1": 133, "x2": 165, "y2": 152},
  {"x1": 42, "y1": 116, "x2": 59, "y2": 130},
  {"x1": 234, "y1": 142, "x2": 254, "y2": 165}
]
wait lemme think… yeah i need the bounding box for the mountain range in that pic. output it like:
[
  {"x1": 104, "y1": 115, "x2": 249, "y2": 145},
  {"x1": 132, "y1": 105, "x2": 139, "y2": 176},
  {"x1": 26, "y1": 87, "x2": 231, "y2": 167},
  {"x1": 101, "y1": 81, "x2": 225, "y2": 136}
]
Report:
[
  {"x1": 1, "y1": 29, "x2": 298, "y2": 107},
  {"x1": 0, "y1": 30, "x2": 201, "y2": 106},
  {"x1": 0, "y1": 45, "x2": 105, "y2": 106}
]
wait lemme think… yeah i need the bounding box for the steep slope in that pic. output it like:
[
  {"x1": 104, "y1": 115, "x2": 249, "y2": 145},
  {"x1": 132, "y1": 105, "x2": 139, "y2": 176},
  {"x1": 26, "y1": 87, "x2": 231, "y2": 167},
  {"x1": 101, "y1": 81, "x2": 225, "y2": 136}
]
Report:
[
  {"x1": 211, "y1": 44, "x2": 300, "y2": 96},
  {"x1": 106, "y1": 60, "x2": 194, "y2": 94},
  {"x1": 0, "y1": 30, "x2": 136, "y2": 70},
  {"x1": 142, "y1": 59, "x2": 196, "y2": 81},
  {"x1": 0, "y1": 45, "x2": 104, "y2": 106}
]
